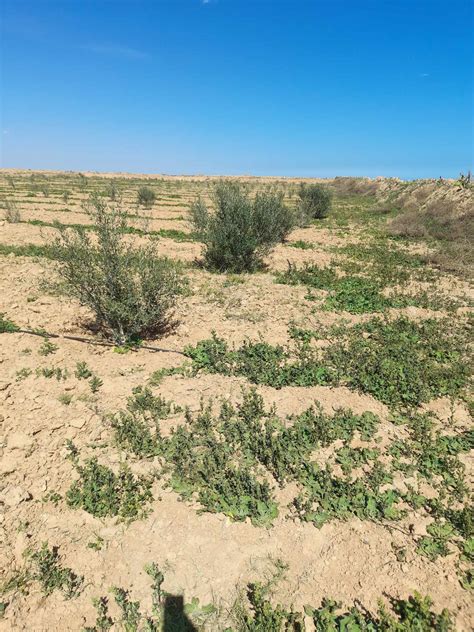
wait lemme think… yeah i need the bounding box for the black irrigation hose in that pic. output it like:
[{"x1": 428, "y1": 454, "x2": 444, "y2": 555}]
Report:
[{"x1": 13, "y1": 328, "x2": 187, "y2": 356}]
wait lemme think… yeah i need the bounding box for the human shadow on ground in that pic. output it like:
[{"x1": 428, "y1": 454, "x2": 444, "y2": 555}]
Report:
[{"x1": 163, "y1": 594, "x2": 197, "y2": 631}]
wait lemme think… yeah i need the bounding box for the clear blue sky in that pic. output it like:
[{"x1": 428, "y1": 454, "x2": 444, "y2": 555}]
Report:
[{"x1": 1, "y1": 0, "x2": 473, "y2": 178}]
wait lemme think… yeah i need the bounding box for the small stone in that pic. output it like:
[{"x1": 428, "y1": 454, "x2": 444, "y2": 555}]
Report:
[
  {"x1": 7, "y1": 431, "x2": 33, "y2": 451},
  {"x1": 1, "y1": 486, "x2": 32, "y2": 507},
  {"x1": 70, "y1": 417, "x2": 86, "y2": 429},
  {"x1": 0, "y1": 454, "x2": 17, "y2": 476}
]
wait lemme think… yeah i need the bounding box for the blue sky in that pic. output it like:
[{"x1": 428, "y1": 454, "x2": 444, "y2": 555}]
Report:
[{"x1": 1, "y1": 0, "x2": 472, "y2": 178}]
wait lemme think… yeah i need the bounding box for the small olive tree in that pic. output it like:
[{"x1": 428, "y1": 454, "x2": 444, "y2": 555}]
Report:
[
  {"x1": 51, "y1": 196, "x2": 185, "y2": 343},
  {"x1": 190, "y1": 181, "x2": 294, "y2": 272},
  {"x1": 3, "y1": 199, "x2": 21, "y2": 223},
  {"x1": 137, "y1": 186, "x2": 156, "y2": 208},
  {"x1": 298, "y1": 183, "x2": 332, "y2": 222}
]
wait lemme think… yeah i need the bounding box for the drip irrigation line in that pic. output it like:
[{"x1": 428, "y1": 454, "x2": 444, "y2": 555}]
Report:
[{"x1": 14, "y1": 328, "x2": 187, "y2": 355}]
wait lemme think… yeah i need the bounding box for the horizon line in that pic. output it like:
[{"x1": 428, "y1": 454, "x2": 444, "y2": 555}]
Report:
[{"x1": 0, "y1": 166, "x2": 461, "y2": 183}]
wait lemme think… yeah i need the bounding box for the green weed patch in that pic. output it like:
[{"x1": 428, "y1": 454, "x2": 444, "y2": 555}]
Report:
[
  {"x1": 276, "y1": 259, "x2": 455, "y2": 313},
  {"x1": 185, "y1": 317, "x2": 471, "y2": 407},
  {"x1": 65, "y1": 444, "x2": 153, "y2": 520}
]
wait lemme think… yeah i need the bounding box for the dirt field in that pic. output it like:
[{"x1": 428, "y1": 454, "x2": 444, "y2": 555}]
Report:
[{"x1": 0, "y1": 170, "x2": 472, "y2": 630}]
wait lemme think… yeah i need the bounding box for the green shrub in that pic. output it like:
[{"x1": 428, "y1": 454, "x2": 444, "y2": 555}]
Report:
[
  {"x1": 51, "y1": 196, "x2": 186, "y2": 344},
  {"x1": 190, "y1": 181, "x2": 294, "y2": 272},
  {"x1": 107, "y1": 180, "x2": 120, "y2": 201},
  {"x1": 3, "y1": 199, "x2": 20, "y2": 223},
  {"x1": 137, "y1": 186, "x2": 156, "y2": 207},
  {"x1": 298, "y1": 183, "x2": 332, "y2": 221}
]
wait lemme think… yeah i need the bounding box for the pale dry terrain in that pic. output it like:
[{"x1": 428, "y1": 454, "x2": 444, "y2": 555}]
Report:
[{"x1": 0, "y1": 170, "x2": 472, "y2": 630}]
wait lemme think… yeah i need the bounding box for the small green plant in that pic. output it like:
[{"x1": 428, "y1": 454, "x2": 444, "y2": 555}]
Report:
[
  {"x1": 297, "y1": 182, "x2": 332, "y2": 221},
  {"x1": 293, "y1": 462, "x2": 401, "y2": 528},
  {"x1": 323, "y1": 276, "x2": 390, "y2": 313},
  {"x1": 0, "y1": 243, "x2": 54, "y2": 259},
  {"x1": 190, "y1": 181, "x2": 294, "y2": 272},
  {"x1": 42, "y1": 491, "x2": 62, "y2": 505},
  {"x1": 457, "y1": 171, "x2": 472, "y2": 189},
  {"x1": 65, "y1": 451, "x2": 153, "y2": 520},
  {"x1": 0, "y1": 313, "x2": 19, "y2": 333},
  {"x1": 31, "y1": 543, "x2": 83, "y2": 599},
  {"x1": 275, "y1": 254, "x2": 447, "y2": 314},
  {"x1": 287, "y1": 239, "x2": 314, "y2": 250},
  {"x1": 87, "y1": 535, "x2": 105, "y2": 551},
  {"x1": 137, "y1": 186, "x2": 156, "y2": 207},
  {"x1": 90, "y1": 374, "x2": 103, "y2": 393},
  {"x1": 75, "y1": 361, "x2": 93, "y2": 379},
  {"x1": 51, "y1": 195, "x2": 186, "y2": 344},
  {"x1": 58, "y1": 392, "x2": 73, "y2": 405},
  {"x1": 38, "y1": 339, "x2": 58, "y2": 356},
  {"x1": 148, "y1": 365, "x2": 189, "y2": 386},
  {"x1": 112, "y1": 587, "x2": 142, "y2": 630},
  {"x1": 232, "y1": 581, "x2": 304, "y2": 630},
  {"x1": 36, "y1": 366, "x2": 69, "y2": 380},
  {"x1": 84, "y1": 597, "x2": 113, "y2": 631},
  {"x1": 111, "y1": 386, "x2": 176, "y2": 457},
  {"x1": 417, "y1": 522, "x2": 455, "y2": 561},
  {"x1": 154, "y1": 227, "x2": 195, "y2": 242},
  {"x1": 16, "y1": 368, "x2": 32, "y2": 381},
  {"x1": 275, "y1": 263, "x2": 338, "y2": 289}
]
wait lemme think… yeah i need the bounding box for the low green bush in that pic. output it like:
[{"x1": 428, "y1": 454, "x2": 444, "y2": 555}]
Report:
[
  {"x1": 3, "y1": 199, "x2": 20, "y2": 223},
  {"x1": 137, "y1": 186, "x2": 156, "y2": 207},
  {"x1": 190, "y1": 181, "x2": 294, "y2": 272},
  {"x1": 298, "y1": 183, "x2": 332, "y2": 221}
]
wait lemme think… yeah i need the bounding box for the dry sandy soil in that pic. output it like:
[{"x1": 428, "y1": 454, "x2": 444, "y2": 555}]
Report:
[{"x1": 0, "y1": 170, "x2": 472, "y2": 630}]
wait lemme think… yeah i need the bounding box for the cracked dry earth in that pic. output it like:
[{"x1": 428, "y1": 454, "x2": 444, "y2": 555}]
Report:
[{"x1": 0, "y1": 170, "x2": 473, "y2": 630}]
